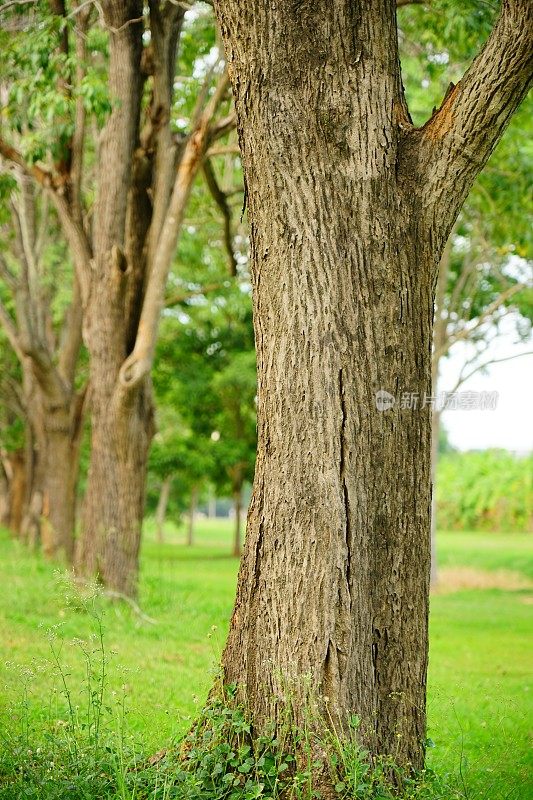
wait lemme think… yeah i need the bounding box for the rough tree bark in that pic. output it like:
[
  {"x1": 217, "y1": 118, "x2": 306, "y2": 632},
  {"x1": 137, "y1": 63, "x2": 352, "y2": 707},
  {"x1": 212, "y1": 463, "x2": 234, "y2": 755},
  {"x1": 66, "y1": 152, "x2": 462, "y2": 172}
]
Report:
[
  {"x1": 74, "y1": 0, "x2": 151, "y2": 597},
  {"x1": 214, "y1": 0, "x2": 533, "y2": 773}
]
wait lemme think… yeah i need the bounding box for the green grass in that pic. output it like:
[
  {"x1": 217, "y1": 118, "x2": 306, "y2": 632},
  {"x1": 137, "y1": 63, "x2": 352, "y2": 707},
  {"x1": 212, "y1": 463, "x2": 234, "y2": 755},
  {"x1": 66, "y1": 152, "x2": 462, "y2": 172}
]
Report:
[{"x1": 0, "y1": 523, "x2": 531, "y2": 799}]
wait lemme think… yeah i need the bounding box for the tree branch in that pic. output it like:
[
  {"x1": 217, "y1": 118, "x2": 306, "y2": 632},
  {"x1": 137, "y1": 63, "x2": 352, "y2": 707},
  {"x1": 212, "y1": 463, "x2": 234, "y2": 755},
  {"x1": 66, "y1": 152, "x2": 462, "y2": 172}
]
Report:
[
  {"x1": 164, "y1": 279, "x2": 232, "y2": 307},
  {"x1": 57, "y1": 274, "x2": 83, "y2": 388},
  {"x1": 0, "y1": 299, "x2": 24, "y2": 362},
  {"x1": 434, "y1": 280, "x2": 528, "y2": 359},
  {"x1": 0, "y1": 254, "x2": 18, "y2": 292},
  {"x1": 448, "y1": 348, "x2": 533, "y2": 395},
  {"x1": 0, "y1": 137, "x2": 93, "y2": 296},
  {"x1": 144, "y1": 1, "x2": 187, "y2": 269},
  {"x1": 70, "y1": 2, "x2": 92, "y2": 226},
  {"x1": 118, "y1": 70, "x2": 231, "y2": 391},
  {"x1": 411, "y1": 0, "x2": 533, "y2": 253},
  {"x1": 203, "y1": 158, "x2": 237, "y2": 276},
  {"x1": 432, "y1": 233, "x2": 453, "y2": 387}
]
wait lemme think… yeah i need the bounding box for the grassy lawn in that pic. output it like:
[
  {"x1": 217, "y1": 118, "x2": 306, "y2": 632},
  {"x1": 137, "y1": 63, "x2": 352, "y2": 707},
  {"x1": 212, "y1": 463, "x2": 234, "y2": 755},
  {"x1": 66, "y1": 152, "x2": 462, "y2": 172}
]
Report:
[{"x1": 0, "y1": 522, "x2": 531, "y2": 799}]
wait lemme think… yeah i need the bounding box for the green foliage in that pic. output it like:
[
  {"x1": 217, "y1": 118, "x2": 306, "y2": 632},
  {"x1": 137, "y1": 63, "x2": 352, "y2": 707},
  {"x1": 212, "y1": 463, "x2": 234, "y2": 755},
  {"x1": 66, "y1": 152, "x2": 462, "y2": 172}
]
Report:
[
  {"x1": 150, "y1": 288, "x2": 256, "y2": 509},
  {"x1": 0, "y1": 525, "x2": 532, "y2": 799},
  {"x1": 174, "y1": 691, "x2": 296, "y2": 799},
  {"x1": 436, "y1": 450, "x2": 533, "y2": 532},
  {"x1": 0, "y1": 637, "x2": 460, "y2": 800},
  {"x1": 328, "y1": 724, "x2": 459, "y2": 800},
  {"x1": 0, "y1": 1, "x2": 111, "y2": 165},
  {"x1": 0, "y1": 594, "x2": 144, "y2": 800}
]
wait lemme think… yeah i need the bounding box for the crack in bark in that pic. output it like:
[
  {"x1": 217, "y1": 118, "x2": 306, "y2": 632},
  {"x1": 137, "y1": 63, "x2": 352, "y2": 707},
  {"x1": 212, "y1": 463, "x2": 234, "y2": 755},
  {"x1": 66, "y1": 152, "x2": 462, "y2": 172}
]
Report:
[{"x1": 338, "y1": 369, "x2": 352, "y2": 605}]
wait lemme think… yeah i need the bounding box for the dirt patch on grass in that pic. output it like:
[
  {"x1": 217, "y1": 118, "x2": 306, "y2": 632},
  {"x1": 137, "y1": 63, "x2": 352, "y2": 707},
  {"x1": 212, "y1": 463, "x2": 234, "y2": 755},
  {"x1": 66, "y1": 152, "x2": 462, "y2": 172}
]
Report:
[{"x1": 432, "y1": 567, "x2": 533, "y2": 595}]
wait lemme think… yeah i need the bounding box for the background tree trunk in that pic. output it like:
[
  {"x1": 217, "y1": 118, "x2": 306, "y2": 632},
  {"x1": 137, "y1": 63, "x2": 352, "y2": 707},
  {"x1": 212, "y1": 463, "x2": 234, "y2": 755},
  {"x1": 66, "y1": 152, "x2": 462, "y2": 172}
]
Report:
[
  {"x1": 430, "y1": 409, "x2": 441, "y2": 587},
  {"x1": 232, "y1": 484, "x2": 242, "y2": 558},
  {"x1": 156, "y1": 474, "x2": 172, "y2": 543},
  {"x1": 208, "y1": 488, "x2": 216, "y2": 519},
  {"x1": 429, "y1": 240, "x2": 451, "y2": 586},
  {"x1": 6, "y1": 449, "x2": 26, "y2": 535},
  {"x1": 187, "y1": 484, "x2": 198, "y2": 547},
  {"x1": 77, "y1": 339, "x2": 153, "y2": 596},
  {"x1": 74, "y1": 1, "x2": 150, "y2": 598},
  {"x1": 20, "y1": 405, "x2": 45, "y2": 550},
  {"x1": 0, "y1": 462, "x2": 9, "y2": 527},
  {"x1": 41, "y1": 400, "x2": 84, "y2": 562}
]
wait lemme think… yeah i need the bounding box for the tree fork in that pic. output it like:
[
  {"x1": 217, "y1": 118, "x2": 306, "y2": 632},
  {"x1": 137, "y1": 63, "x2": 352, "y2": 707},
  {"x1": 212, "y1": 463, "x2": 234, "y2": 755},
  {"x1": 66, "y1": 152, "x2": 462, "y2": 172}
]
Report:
[{"x1": 213, "y1": 0, "x2": 533, "y2": 774}]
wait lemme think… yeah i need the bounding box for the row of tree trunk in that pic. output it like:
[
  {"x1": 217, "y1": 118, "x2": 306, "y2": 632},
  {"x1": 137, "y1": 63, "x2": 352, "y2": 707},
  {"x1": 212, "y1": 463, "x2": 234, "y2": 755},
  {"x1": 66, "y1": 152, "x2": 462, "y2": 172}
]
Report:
[
  {"x1": 0, "y1": 1, "x2": 235, "y2": 596},
  {"x1": 155, "y1": 478, "x2": 243, "y2": 558}
]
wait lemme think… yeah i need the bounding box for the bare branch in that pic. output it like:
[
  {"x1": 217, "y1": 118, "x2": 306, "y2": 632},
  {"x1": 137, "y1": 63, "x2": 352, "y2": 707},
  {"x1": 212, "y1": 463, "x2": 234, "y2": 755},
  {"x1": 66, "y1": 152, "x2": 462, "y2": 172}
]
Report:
[
  {"x1": 118, "y1": 70, "x2": 231, "y2": 391},
  {"x1": 144, "y1": 0, "x2": 187, "y2": 269},
  {"x1": 432, "y1": 234, "x2": 452, "y2": 386},
  {"x1": 0, "y1": 138, "x2": 93, "y2": 294},
  {"x1": 34, "y1": 192, "x2": 50, "y2": 266},
  {"x1": 57, "y1": 274, "x2": 83, "y2": 388},
  {"x1": 448, "y1": 349, "x2": 533, "y2": 394},
  {"x1": 164, "y1": 279, "x2": 232, "y2": 307},
  {"x1": 447, "y1": 252, "x2": 483, "y2": 318},
  {"x1": 203, "y1": 158, "x2": 237, "y2": 276},
  {"x1": 435, "y1": 281, "x2": 529, "y2": 359},
  {"x1": 205, "y1": 143, "x2": 240, "y2": 158},
  {"x1": 70, "y1": 2, "x2": 92, "y2": 225},
  {"x1": 208, "y1": 110, "x2": 236, "y2": 143}
]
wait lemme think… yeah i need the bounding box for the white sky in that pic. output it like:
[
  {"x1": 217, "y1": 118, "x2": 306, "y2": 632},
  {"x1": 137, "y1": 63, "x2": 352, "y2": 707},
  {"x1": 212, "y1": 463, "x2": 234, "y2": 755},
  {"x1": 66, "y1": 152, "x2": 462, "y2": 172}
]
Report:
[{"x1": 438, "y1": 317, "x2": 533, "y2": 454}]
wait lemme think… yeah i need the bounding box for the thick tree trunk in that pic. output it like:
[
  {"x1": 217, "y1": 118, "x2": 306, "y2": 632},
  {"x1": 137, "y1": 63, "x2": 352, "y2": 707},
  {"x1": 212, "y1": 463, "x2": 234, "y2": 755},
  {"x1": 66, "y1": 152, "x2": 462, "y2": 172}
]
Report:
[
  {"x1": 76, "y1": 276, "x2": 153, "y2": 596},
  {"x1": 155, "y1": 474, "x2": 172, "y2": 543},
  {"x1": 74, "y1": 2, "x2": 151, "y2": 599},
  {"x1": 77, "y1": 384, "x2": 153, "y2": 597},
  {"x1": 6, "y1": 449, "x2": 27, "y2": 535},
  {"x1": 232, "y1": 485, "x2": 242, "y2": 558},
  {"x1": 187, "y1": 484, "x2": 198, "y2": 547},
  {"x1": 40, "y1": 402, "x2": 83, "y2": 562},
  {"x1": 20, "y1": 418, "x2": 44, "y2": 549},
  {"x1": 0, "y1": 463, "x2": 9, "y2": 527},
  {"x1": 215, "y1": 0, "x2": 435, "y2": 771}
]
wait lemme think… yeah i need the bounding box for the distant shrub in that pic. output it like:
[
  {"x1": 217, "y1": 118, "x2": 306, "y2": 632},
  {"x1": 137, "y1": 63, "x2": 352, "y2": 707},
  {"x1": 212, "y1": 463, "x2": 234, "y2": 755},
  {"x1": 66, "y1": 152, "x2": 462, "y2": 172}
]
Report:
[{"x1": 436, "y1": 450, "x2": 533, "y2": 532}]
